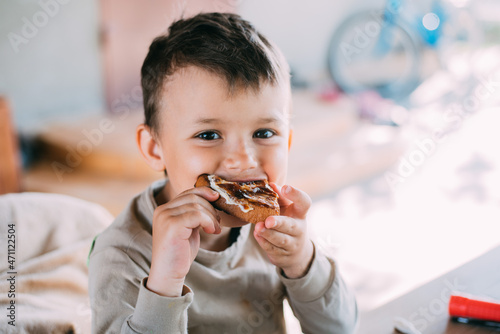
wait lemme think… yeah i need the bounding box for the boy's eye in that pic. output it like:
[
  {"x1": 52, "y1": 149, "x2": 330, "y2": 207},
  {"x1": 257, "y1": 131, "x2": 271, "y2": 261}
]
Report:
[
  {"x1": 196, "y1": 131, "x2": 221, "y2": 140},
  {"x1": 253, "y1": 129, "x2": 276, "y2": 139}
]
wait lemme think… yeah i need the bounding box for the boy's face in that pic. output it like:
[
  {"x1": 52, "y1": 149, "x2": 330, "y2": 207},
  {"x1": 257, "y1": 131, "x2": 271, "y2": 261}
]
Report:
[{"x1": 154, "y1": 66, "x2": 291, "y2": 212}]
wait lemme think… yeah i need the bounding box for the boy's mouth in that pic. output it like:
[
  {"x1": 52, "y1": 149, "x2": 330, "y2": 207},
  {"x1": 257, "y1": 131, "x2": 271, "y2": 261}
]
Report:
[{"x1": 214, "y1": 175, "x2": 268, "y2": 183}]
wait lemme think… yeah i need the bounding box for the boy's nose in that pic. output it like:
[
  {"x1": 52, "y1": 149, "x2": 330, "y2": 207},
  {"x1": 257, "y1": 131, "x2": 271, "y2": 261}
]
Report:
[{"x1": 222, "y1": 141, "x2": 258, "y2": 172}]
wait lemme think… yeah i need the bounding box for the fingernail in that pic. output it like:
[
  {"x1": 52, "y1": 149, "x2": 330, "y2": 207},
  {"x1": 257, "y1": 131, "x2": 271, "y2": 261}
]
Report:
[
  {"x1": 283, "y1": 185, "x2": 291, "y2": 194},
  {"x1": 265, "y1": 218, "x2": 276, "y2": 229}
]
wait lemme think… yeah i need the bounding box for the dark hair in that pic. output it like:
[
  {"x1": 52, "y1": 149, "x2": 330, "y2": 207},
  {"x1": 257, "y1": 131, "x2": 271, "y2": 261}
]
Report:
[{"x1": 141, "y1": 12, "x2": 289, "y2": 135}]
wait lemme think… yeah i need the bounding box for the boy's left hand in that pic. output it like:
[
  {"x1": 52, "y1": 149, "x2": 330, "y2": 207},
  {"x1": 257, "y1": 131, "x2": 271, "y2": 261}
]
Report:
[{"x1": 253, "y1": 184, "x2": 314, "y2": 279}]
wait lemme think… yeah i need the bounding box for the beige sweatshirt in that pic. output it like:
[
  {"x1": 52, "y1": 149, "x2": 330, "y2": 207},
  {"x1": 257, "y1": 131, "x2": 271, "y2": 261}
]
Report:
[{"x1": 88, "y1": 180, "x2": 358, "y2": 333}]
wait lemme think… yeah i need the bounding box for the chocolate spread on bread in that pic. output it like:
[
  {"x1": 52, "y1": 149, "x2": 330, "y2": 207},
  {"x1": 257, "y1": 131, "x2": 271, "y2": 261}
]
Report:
[{"x1": 195, "y1": 174, "x2": 280, "y2": 224}]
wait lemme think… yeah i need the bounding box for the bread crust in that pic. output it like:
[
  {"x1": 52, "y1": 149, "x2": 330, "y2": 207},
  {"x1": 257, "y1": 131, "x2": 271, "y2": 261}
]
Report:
[{"x1": 195, "y1": 174, "x2": 280, "y2": 224}]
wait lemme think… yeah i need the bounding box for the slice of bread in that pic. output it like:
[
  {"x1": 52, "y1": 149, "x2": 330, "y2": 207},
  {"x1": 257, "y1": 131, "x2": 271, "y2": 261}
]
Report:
[{"x1": 195, "y1": 174, "x2": 280, "y2": 224}]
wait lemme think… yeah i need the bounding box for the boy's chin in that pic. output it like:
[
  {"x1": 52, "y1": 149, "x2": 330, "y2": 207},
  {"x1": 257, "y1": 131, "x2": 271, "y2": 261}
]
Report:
[{"x1": 218, "y1": 211, "x2": 251, "y2": 228}]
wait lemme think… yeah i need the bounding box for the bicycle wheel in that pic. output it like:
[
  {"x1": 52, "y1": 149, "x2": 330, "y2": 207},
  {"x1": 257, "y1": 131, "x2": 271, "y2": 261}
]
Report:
[{"x1": 328, "y1": 9, "x2": 422, "y2": 100}]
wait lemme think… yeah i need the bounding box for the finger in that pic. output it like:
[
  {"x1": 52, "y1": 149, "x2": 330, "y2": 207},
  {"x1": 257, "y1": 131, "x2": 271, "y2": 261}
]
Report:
[
  {"x1": 269, "y1": 182, "x2": 293, "y2": 207},
  {"x1": 173, "y1": 209, "x2": 221, "y2": 235},
  {"x1": 159, "y1": 188, "x2": 221, "y2": 221},
  {"x1": 264, "y1": 216, "x2": 300, "y2": 236},
  {"x1": 254, "y1": 221, "x2": 265, "y2": 234},
  {"x1": 168, "y1": 203, "x2": 221, "y2": 231},
  {"x1": 253, "y1": 228, "x2": 287, "y2": 255},
  {"x1": 155, "y1": 199, "x2": 221, "y2": 234},
  {"x1": 278, "y1": 185, "x2": 311, "y2": 219},
  {"x1": 174, "y1": 192, "x2": 221, "y2": 218},
  {"x1": 179, "y1": 186, "x2": 220, "y2": 203},
  {"x1": 256, "y1": 226, "x2": 296, "y2": 251}
]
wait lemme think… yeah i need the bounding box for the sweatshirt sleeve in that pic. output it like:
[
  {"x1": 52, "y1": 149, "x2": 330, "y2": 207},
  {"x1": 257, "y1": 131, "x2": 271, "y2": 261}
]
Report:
[
  {"x1": 129, "y1": 278, "x2": 193, "y2": 333},
  {"x1": 88, "y1": 245, "x2": 193, "y2": 334},
  {"x1": 279, "y1": 244, "x2": 358, "y2": 334}
]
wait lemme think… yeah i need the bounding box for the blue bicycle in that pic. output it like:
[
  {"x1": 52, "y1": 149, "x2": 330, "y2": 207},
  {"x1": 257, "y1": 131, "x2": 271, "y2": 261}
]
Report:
[{"x1": 328, "y1": 0, "x2": 481, "y2": 102}]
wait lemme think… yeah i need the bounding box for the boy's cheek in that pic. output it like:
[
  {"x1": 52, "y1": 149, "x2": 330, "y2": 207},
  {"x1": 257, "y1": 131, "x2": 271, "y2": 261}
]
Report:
[{"x1": 262, "y1": 145, "x2": 288, "y2": 179}]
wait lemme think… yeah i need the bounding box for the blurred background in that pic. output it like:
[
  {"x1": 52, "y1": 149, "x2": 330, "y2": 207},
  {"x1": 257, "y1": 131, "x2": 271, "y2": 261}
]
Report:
[{"x1": 1, "y1": 0, "x2": 500, "y2": 329}]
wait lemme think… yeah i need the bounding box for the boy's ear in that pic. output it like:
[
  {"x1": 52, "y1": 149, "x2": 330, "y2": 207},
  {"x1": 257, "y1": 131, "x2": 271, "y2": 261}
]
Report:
[
  {"x1": 136, "y1": 124, "x2": 166, "y2": 172},
  {"x1": 288, "y1": 128, "x2": 293, "y2": 151}
]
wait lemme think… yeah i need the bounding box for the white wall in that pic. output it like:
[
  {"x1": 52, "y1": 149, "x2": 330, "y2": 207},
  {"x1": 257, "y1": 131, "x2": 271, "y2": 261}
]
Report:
[
  {"x1": 0, "y1": 0, "x2": 104, "y2": 132},
  {"x1": 239, "y1": 0, "x2": 383, "y2": 84}
]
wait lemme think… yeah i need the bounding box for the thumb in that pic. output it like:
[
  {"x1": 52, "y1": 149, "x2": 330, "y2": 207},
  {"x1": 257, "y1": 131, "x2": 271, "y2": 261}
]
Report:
[{"x1": 278, "y1": 185, "x2": 311, "y2": 219}]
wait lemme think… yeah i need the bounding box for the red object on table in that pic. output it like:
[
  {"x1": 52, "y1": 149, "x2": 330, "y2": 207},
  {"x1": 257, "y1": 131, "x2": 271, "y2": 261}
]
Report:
[{"x1": 449, "y1": 295, "x2": 500, "y2": 322}]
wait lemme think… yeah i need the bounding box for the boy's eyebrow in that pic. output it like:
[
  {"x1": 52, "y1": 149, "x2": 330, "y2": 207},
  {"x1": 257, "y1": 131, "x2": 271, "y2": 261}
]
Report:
[
  {"x1": 257, "y1": 116, "x2": 283, "y2": 124},
  {"x1": 195, "y1": 117, "x2": 220, "y2": 125},
  {"x1": 259, "y1": 117, "x2": 284, "y2": 124},
  {"x1": 194, "y1": 116, "x2": 285, "y2": 125}
]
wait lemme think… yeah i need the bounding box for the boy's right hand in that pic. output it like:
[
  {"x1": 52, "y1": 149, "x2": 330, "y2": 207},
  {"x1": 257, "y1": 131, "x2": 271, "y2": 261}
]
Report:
[{"x1": 146, "y1": 187, "x2": 221, "y2": 297}]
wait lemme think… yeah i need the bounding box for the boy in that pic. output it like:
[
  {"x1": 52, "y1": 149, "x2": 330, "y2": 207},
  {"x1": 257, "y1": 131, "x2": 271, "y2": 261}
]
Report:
[{"x1": 88, "y1": 12, "x2": 358, "y2": 333}]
